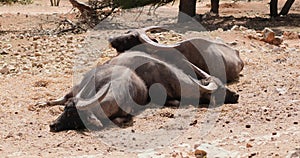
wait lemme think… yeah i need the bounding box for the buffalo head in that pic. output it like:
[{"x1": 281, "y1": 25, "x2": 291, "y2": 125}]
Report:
[{"x1": 50, "y1": 101, "x2": 85, "y2": 132}]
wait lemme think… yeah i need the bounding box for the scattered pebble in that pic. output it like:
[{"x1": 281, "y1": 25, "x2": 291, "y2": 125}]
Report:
[
  {"x1": 262, "y1": 28, "x2": 283, "y2": 45},
  {"x1": 0, "y1": 67, "x2": 9, "y2": 74},
  {"x1": 189, "y1": 120, "x2": 197, "y2": 126},
  {"x1": 246, "y1": 143, "x2": 253, "y2": 148},
  {"x1": 231, "y1": 25, "x2": 240, "y2": 31},
  {"x1": 159, "y1": 112, "x2": 174, "y2": 118},
  {"x1": 194, "y1": 149, "x2": 207, "y2": 158},
  {"x1": 33, "y1": 80, "x2": 49, "y2": 87},
  {"x1": 262, "y1": 28, "x2": 275, "y2": 43},
  {"x1": 265, "y1": 117, "x2": 271, "y2": 121}
]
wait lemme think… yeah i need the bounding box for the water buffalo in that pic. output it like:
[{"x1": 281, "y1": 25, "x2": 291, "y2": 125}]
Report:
[
  {"x1": 108, "y1": 26, "x2": 244, "y2": 82},
  {"x1": 38, "y1": 65, "x2": 148, "y2": 132},
  {"x1": 38, "y1": 51, "x2": 238, "y2": 132},
  {"x1": 108, "y1": 51, "x2": 239, "y2": 105}
]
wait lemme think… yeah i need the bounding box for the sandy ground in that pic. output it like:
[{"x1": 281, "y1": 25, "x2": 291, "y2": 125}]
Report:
[{"x1": 0, "y1": 0, "x2": 300, "y2": 157}]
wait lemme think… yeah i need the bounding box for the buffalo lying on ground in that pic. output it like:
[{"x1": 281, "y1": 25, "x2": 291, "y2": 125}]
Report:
[
  {"x1": 38, "y1": 51, "x2": 238, "y2": 132},
  {"x1": 37, "y1": 26, "x2": 242, "y2": 131},
  {"x1": 38, "y1": 65, "x2": 148, "y2": 132},
  {"x1": 109, "y1": 26, "x2": 244, "y2": 82},
  {"x1": 108, "y1": 51, "x2": 239, "y2": 105}
]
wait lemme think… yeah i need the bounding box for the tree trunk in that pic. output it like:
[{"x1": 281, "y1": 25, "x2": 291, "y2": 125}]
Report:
[
  {"x1": 56, "y1": 0, "x2": 60, "y2": 6},
  {"x1": 270, "y1": 0, "x2": 278, "y2": 17},
  {"x1": 210, "y1": 0, "x2": 219, "y2": 14},
  {"x1": 178, "y1": 0, "x2": 196, "y2": 23},
  {"x1": 279, "y1": 0, "x2": 295, "y2": 15}
]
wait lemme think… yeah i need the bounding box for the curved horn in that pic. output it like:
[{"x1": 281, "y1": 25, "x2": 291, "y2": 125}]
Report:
[
  {"x1": 76, "y1": 83, "x2": 110, "y2": 110},
  {"x1": 183, "y1": 59, "x2": 211, "y2": 79},
  {"x1": 188, "y1": 75, "x2": 218, "y2": 93},
  {"x1": 136, "y1": 26, "x2": 180, "y2": 49}
]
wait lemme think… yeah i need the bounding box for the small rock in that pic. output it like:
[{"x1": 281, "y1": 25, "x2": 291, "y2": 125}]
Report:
[
  {"x1": 272, "y1": 36, "x2": 283, "y2": 45},
  {"x1": 0, "y1": 50, "x2": 9, "y2": 55},
  {"x1": 0, "y1": 67, "x2": 9, "y2": 74},
  {"x1": 231, "y1": 25, "x2": 240, "y2": 31},
  {"x1": 249, "y1": 152, "x2": 257, "y2": 157},
  {"x1": 246, "y1": 143, "x2": 253, "y2": 148},
  {"x1": 239, "y1": 26, "x2": 248, "y2": 31},
  {"x1": 19, "y1": 34, "x2": 25, "y2": 39},
  {"x1": 159, "y1": 112, "x2": 174, "y2": 118},
  {"x1": 33, "y1": 80, "x2": 49, "y2": 87},
  {"x1": 68, "y1": 36, "x2": 73, "y2": 40},
  {"x1": 194, "y1": 149, "x2": 207, "y2": 158},
  {"x1": 245, "y1": 124, "x2": 251, "y2": 128},
  {"x1": 262, "y1": 28, "x2": 275, "y2": 43},
  {"x1": 189, "y1": 120, "x2": 198, "y2": 126},
  {"x1": 266, "y1": 117, "x2": 271, "y2": 121},
  {"x1": 34, "y1": 52, "x2": 42, "y2": 56},
  {"x1": 228, "y1": 41, "x2": 238, "y2": 46},
  {"x1": 33, "y1": 36, "x2": 40, "y2": 41},
  {"x1": 4, "y1": 132, "x2": 14, "y2": 139},
  {"x1": 11, "y1": 35, "x2": 16, "y2": 39},
  {"x1": 25, "y1": 102, "x2": 35, "y2": 110},
  {"x1": 22, "y1": 66, "x2": 30, "y2": 71}
]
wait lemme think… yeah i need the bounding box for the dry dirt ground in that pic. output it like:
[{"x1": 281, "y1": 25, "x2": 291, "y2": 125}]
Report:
[{"x1": 0, "y1": 0, "x2": 300, "y2": 157}]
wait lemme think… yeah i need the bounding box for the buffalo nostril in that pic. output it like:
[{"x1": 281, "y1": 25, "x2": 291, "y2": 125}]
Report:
[{"x1": 234, "y1": 93, "x2": 239, "y2": 99}]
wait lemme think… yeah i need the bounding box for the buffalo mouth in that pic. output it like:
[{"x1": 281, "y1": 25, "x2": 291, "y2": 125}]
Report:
[
  {"x1": 49, "y1": 123, "x2": 63, "y2": 132},
  {"x1": 49, "y1": 120, "x2": 86, "y2": 132}
]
